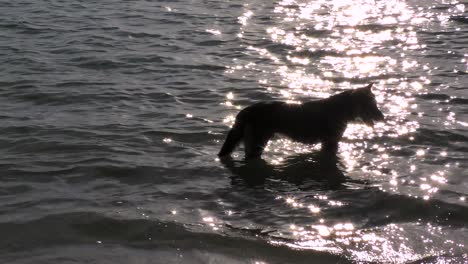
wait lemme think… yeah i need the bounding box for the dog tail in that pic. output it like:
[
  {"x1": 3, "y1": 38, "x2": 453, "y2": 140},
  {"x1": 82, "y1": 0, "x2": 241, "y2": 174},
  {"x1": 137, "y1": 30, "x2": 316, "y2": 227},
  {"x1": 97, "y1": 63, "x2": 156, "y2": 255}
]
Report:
[{"x1": 218, "y1": 120, "x2": 244, "y2": 157}]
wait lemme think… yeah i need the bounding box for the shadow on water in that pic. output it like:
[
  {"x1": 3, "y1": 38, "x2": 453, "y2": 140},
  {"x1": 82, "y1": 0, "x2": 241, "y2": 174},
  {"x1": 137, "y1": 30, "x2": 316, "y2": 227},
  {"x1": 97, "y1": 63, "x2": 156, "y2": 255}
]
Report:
[
  {"x1": 220, "y1": 150, "x2": 368, "y2": 191},
  {"x1": 219, "y1": 151, "x2": 468, "y2": 229}
]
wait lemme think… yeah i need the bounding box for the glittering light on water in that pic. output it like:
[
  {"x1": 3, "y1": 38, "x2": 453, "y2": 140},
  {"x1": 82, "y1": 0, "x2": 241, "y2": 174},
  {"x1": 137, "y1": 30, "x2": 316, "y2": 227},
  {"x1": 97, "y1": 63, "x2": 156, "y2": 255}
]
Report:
[
  {"x1": 308, "y1": 205, "x2": 320, "y2": 213},
  {"x1": 223, "y1": 115, "x2": 235, "y2": 126},
  {"x1": 238, "y1": 10, "x2": 253, "y2": 26},
  {"x1": 220, "y1": 0, "x2": 468, "y2": 262},
  {"x1": 430, "y1": 173, "x2": 447, "y2": 184},
  {"x1": 420, "y1": 183, "x2": 431, "y2": 190},
  {"x1": 313, "y1": 225, "x2": 331, "y2": 237},
  {"x1": 203, "y1": 217, "x2": 214, "y2": 223},
  {"x1": 206, "y1": 29, "x2": 221, "y2": 35}
]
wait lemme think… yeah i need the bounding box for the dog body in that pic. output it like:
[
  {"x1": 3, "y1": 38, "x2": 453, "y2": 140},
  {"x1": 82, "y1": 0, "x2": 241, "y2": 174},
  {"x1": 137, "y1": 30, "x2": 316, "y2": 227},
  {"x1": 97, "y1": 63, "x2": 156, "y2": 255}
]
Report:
[{"x1": 218, "y1": 84, "x2": 384, "y2": 159}]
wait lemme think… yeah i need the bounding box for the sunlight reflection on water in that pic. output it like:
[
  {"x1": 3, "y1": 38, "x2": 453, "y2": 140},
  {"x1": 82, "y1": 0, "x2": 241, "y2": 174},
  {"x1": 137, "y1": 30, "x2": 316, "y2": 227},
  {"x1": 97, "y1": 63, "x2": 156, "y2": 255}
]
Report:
[
  {"x1": 219, "y1": 0, "x2": 466, "y2": 262},
  {"x1": 274, "y1": 193, "x2": 462, "y2": 263},
  {"x1": 226, "y1": 0, "x2": 427, "y2": 163}
]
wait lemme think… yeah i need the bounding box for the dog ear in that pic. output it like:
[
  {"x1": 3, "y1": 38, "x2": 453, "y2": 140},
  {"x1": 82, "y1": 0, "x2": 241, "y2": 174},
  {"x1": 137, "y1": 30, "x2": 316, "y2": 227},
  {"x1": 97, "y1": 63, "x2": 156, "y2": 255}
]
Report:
[
  {"x1": 364, "y1": 83, "x2": 373, "y2": 91},
  {"x1": 352, "y1": 83, "x2": 373, "y2": 95}
]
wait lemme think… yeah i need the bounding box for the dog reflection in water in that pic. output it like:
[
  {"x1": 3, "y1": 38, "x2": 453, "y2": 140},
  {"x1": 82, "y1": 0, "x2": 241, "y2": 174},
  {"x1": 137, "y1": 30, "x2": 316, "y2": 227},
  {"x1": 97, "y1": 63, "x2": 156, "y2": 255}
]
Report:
[
  {"x1": 218, "y1": 83, "x2": 384, "y2": 159},
  {"x1": 221, "y1": 151, "x2": 355, "y2": 189}
]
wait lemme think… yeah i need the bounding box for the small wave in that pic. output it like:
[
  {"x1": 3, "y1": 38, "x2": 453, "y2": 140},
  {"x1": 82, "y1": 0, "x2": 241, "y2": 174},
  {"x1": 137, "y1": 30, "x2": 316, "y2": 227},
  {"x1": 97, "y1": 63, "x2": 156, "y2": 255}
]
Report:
[
  {"x1": 449, "y1": 98, "x2": 468, "y2": 105},
  {"x1": 118, "y1": 55, "x2": 166, "y2": 64},
  {"x1": 74, "y1": 59, "x2": 129, "y2": 70},
  {"x1": 415, "y1": 128, "x2": 468, "y2": 149},
  {"x1": 165, "y1": 63, "x2": 226, "y2": 71},
  {"x1": 0, "y1": 184, "x2": 33, "y2": 196},
  {"x1": 360, "y1": 192, "x2": 468, "y2": 228},
  {"x1": 353, "y1": 23, "x2": 397, "y2": 32},
  {"x1": 0, "y1": 21, "x2": 55, "y2": 35},
  {"x1": 300, "y1": 29, "x2": 333, "y2": 38},
  {"x1": 0, "y1": 80, "x2": 39, "y2": 90},
  {"x1": 117, "y1": 30, "x2": 162, "y2": 39},
  {"x1": 196, "y1": 40, "x2": 226, "y2": 46},
  {"x1": 292, "y1": 49, "x2": 343, "y2": 59},
  {"x1": 4, "y1": 138, "x2": 114, "y2": 156},
  {"x1": 53, "y1": 81, "x2": 115, "y2": 88},
  {"x1": 322, "y1": 75, "x2": 400, "y2": 84},
  {"x1": 142, "y1": 130, "x2": 215, "y2": 144},
  {"x1": 416, "y1": 93, "x2": 450, "y2": 101},
  {"x1": 450, "y1": 16, "x2": 468, "y2": 24}
]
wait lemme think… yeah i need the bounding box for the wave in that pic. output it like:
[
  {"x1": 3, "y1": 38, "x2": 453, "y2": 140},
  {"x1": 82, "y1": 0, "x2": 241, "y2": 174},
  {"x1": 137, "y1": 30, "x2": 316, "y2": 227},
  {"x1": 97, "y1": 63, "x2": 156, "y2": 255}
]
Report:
[{"x1": 0, "y1": 212, "x2": 347, "y2": 263}]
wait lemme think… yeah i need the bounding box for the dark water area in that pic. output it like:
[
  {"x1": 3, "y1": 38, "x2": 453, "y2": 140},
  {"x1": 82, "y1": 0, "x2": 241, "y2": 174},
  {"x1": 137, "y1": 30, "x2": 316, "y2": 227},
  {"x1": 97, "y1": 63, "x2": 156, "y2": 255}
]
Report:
[{"x1": 0, "y1": 0, "x2": 467, "y2": 263}]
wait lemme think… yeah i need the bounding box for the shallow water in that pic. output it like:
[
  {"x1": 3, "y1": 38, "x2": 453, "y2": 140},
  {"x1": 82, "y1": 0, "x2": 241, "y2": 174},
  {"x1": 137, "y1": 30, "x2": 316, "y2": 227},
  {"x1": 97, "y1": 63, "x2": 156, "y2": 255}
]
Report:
[{"x1": 0, "y1": 0, "x2": 467, "y2": 263}]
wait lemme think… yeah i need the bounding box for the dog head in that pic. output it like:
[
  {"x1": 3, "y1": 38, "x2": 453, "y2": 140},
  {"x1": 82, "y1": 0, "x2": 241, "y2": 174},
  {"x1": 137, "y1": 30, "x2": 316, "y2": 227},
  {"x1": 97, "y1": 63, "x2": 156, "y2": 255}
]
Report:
[{"x1": 351, "y1": 83, "x2": 384, "y2": 127}]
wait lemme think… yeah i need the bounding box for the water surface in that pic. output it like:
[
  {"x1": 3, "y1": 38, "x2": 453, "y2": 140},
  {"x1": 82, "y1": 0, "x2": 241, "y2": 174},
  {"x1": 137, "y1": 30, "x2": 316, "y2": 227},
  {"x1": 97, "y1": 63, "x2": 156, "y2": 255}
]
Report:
[{"x1": 0, "y1": 0, "x2": 467, "y2": 263}]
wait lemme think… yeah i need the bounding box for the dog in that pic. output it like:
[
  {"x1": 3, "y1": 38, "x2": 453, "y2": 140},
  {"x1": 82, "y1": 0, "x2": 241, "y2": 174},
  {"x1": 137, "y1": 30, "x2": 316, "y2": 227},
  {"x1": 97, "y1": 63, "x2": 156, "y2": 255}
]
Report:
[{"x1": 218, "y1": 83, "x2": 384, "y2": 159}]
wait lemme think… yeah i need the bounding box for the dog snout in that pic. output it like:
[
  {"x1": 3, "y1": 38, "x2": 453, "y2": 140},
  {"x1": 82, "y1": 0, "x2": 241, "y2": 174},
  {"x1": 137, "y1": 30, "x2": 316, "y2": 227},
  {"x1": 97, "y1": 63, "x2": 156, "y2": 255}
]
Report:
[
  {"x1": 378, "y1": 110, "x2": 385, "y2": 121},
  {"x1": 373, "y1": 110, "x2": 384, "y2": 122}
]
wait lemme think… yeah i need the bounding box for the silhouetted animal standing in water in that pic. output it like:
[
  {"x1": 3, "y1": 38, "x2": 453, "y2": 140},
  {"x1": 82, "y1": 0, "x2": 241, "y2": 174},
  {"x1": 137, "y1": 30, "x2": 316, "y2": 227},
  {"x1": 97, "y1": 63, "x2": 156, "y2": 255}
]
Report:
[{"x1": 218, "y1": 83, "x2": 384, "y2": 159}]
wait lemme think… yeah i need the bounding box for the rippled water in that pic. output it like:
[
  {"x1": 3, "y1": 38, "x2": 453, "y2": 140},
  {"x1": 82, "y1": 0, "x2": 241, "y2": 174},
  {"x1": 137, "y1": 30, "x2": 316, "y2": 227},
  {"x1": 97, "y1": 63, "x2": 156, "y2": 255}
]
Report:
[{"x1": 1, "y1": 0, "x2": 467, "y2": 263}]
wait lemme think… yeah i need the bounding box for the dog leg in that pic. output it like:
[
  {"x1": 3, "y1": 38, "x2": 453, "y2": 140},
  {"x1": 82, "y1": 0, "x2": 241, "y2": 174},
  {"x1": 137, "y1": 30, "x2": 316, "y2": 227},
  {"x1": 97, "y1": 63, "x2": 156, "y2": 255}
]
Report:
[
  {"x1": 218, "y1": 123, "x2": 244, "y2": 157},
  {"x1": 243, "y1": 124, "x2": 272, "y2": 159},
  {"x1": 321, "y1": 140, "x2": 339, "y2": 154}
]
